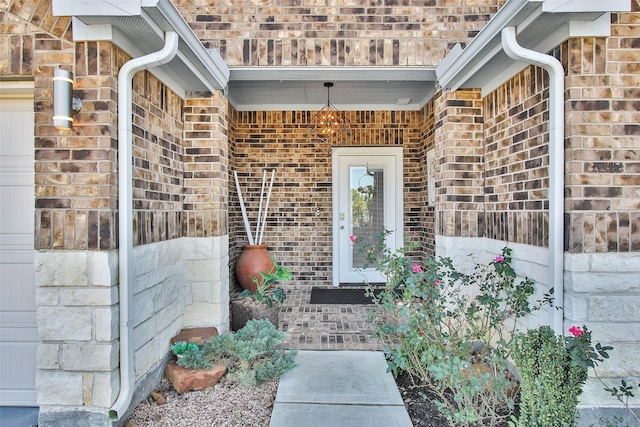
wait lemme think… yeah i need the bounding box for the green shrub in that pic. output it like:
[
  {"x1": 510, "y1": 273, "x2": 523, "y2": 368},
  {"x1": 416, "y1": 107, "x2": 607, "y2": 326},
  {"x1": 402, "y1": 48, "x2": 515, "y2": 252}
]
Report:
[
  {"x1": 177, "y1": 345, "x2": 212, "y2": 370},
  {"x1": 203, "y1": 319, "x2": 297, "y2": 385},
  {"x1": 357, "y1": 229, "x2": 552, "y2": 426},
  {"x1": 170, "y1": 341, "x2": 199, "y2": 356},
  {"x1": 512, "y1": 326, "x2": 587, "y2": 426}
]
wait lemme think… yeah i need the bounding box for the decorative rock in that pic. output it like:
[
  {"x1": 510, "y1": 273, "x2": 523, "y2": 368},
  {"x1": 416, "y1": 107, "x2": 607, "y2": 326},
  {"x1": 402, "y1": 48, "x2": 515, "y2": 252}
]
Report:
[
  {"x1": 165, "y1": 360, "x2": 227, "y2": 394},
  {"x1": 170, "y1": 327, "x2": 218, "y2": 346},
  {"x1": 150, "y1": 391, "x2": 166, "y2": 405}
]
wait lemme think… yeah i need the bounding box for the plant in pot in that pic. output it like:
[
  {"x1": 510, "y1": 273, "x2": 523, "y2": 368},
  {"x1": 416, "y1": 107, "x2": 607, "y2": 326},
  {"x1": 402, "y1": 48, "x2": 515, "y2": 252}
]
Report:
[
  {"x1": 231, "y1": 257, "x2": 292, "y2": 331},
  {"x1": 170, "y1": 341, "x2": 199, "y2": 359}
]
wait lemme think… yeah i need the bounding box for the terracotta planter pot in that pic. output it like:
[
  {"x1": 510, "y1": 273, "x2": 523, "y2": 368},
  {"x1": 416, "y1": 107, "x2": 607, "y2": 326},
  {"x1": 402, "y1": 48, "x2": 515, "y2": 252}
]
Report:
[{"x1": 235, "y1": 244, "x2": 275, "y2": 292}]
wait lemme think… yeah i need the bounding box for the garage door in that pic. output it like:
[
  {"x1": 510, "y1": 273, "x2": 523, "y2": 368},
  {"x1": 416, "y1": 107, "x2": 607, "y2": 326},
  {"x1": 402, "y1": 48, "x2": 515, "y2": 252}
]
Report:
[{"x1": 0, "y1": 83, "x2": 38, "y2": 406}]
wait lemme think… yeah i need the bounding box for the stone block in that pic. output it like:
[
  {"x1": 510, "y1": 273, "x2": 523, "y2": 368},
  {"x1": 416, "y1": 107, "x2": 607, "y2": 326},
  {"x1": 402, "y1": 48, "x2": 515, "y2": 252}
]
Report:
[
  {"x1": 568, "y1": 272, "x2": 639, "y2": 293},
  {"x1": 133, "y1": 243, "x2": 158, "y2": 277},
  {"x1": 164, "y1": 360, "x2": 227, "y2": 393},
  {"x1": 156, "y1": 299, "x2": 185, "y2": 331},
  {"x1": 87, "y1": 251, "x2": 118, "y2": 287},
  {"x1": 184, "y1": 303, "x2": 222, "y2": 328},
  {"x1": 37, "y1": 371, "x2": 84, "y2": 405},
  {"x1": 61, "y1": 343, "x2": 119, "y2": 371},
  {"x1": 59, "y1": 287, "x2": 118, "y2": 306},
  {"x1": 132, "y1": 288, "x2": 155, "y2": 325},
  {"x1": 94, "y1": 306, "x2": 119, "y2": 342},
  {"x1": 92, "y1": 371, "x2": 119, "y2": 407},
  {"x1": 591, "y1": 253, "x2": 640, "y2": 272},
  {"x1": 170, "y1": 326, "x2": 219, "y2": 346},
  {"x1": 38, "y1": 307, "x2": 92, "y2": 341},
  {"x1": 562, "y1": 294, "x2": 588, "y2": 322},
  {"x1": 157, "y1": 238, "x2": 183, "y2": 266},
  {"x1": 36, "y1": 288, "x2": 59, "y2": 306},
  {"x1": 35, "y1": 252, "x2": 88, "y2": 287},
  {"x1": 134, "y1": 318, "x2": 157, "y2": 351},
  {"x1": 589, "y1": 296, "x2": 640, "y2": 322},
  {"x1": 37, "y1": 344, "x2": 60, "y2": 369},
  {"x1": 182, "y1": 236, "x2": 214, "y2": 260}
]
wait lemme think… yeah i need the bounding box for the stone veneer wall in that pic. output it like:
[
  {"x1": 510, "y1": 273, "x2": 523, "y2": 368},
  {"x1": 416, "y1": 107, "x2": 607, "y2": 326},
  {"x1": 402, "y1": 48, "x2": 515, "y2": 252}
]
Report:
[
  {"x1": 177, "y1": 0, "x2": 504, "y2": 67},
  {"x1": 182, "y1": 93, "x2": 230, "y2": 331},
  {"x1": 230, "y1": 109, "x2": 425, "y2": 287}
]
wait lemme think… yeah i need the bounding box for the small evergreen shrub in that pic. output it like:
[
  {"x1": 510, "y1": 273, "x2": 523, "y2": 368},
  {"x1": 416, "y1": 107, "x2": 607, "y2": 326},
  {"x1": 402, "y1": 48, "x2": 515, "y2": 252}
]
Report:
[
  {"x1": 512, "y1": 326, "x2": 587, "y2": 426},
  {"x1": 203, "y1": 319, "x2": 297, "y2": 385},
  {"x1": 177, "y1": 345, "x2": 212, "y2": 370}
]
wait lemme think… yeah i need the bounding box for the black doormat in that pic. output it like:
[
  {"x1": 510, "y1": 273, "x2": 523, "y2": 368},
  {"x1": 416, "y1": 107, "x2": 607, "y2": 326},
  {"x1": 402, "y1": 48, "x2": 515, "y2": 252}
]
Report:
[{"x1": 309, "y1": 287, "x2": 382, "y2": 305}]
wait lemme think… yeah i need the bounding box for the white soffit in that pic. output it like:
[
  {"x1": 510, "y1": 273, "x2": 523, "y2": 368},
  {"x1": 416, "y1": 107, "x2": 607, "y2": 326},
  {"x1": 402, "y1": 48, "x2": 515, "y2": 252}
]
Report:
[
  {"x1": 228, "y1": 67, "x2": 438, "y2": 111},
  {"x1": 53, "y1": 0, "x2": 229, "y2": 99},
  {"x1": 436, "y1": 0, "x2": 631, "y2": 96}
]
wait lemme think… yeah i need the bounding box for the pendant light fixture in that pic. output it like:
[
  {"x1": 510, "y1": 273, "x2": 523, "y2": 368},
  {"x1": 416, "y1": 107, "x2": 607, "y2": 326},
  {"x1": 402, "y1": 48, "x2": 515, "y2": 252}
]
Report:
[{"x1": 308, "y1": 82, "x2": 351, "y2": 154}]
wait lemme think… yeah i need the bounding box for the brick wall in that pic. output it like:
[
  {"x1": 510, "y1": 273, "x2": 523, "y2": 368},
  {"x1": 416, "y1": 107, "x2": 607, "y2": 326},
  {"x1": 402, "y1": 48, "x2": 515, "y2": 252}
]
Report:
[
  {"x1": 483, "y1": 65, "x2": 550, "y2": 247},
  {"x1": 230, "y1": 109, "x2": 426, "y2": 287},
  {"x1": 0, "y1": 0, "x2": 72, "y2": 75},
  {"x1": 131, "y1": 70, "x2": 185, "y2": 245},
  {"x1": 563, "y1": 7, "x2": 640, "y2": 254},
  {"x1": 434, "y1": 89, "x2": 485, "y2": 239},
  {"x1": 177, "y1": 0, "x2": 502, "y2": 67},
  {"x1": 183, "y1": 93, "x2": 230, "y2": 238}
]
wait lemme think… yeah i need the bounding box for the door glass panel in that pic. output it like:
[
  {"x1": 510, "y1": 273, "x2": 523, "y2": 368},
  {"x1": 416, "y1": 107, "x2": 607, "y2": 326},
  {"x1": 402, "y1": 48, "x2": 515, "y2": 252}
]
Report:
[{"x1": 350, "y1": 166, "x2": 384, "y2": 269}]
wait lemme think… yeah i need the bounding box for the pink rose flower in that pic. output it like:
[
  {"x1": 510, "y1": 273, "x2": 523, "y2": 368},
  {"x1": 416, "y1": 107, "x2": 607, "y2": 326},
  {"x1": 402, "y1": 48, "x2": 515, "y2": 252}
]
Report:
[
  {"x1": 568, "y1": 326, "x2": 585, "y2": 337},
  {"x1": 412, "y1": 263, "x2": 423, "y2": 273},
  {"x1": 495, "y1": 255, "x2": 505, "y2": 263},
  {"x1": 349, "y1": 235, "x2": 356, "y2": 243},
  {"x1": 434, "y1": 280, "x2": 441, "y2": 287}
]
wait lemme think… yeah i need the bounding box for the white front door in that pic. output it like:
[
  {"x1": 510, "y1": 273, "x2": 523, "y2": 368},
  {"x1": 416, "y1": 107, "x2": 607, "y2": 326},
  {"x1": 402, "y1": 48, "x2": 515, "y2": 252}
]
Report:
[
  {"x1": 332, "y1": 147, "x2": 403, "y2": 286},
  {"x1": 0, "y1": 83, "x2": 38, "y2": 406}
]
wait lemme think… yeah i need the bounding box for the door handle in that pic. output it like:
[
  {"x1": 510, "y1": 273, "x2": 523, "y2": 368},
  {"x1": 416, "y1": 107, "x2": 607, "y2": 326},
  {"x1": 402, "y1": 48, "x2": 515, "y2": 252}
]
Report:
[{"x1": 340, "y1": 225, "x2": 344, "y2": 230}]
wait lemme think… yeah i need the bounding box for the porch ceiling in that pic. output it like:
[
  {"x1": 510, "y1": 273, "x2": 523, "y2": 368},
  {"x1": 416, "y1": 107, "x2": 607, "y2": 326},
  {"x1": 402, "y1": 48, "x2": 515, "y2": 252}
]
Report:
[{"x1": 227, "y1": 67, "x2": 438, "y2": 112}]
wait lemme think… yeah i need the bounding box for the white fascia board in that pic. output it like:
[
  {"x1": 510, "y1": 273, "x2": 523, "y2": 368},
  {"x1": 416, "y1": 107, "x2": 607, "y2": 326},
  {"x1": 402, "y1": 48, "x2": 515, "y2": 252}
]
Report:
[
  {"x1": 542, "y1": 0, "x2": 630, "y2": 13},
  {"x1": 436, "y1": 0, "x2": 540, "y2": 91},
  {"x1": 53, "y1": 0, "x2": 141, "y2": 16},
  {"x1": 481, "y1": 12, "x2": 613, "y2": 96},
  {"x1": 153, "y1": 0, "x2": 229, "y2": 88}
]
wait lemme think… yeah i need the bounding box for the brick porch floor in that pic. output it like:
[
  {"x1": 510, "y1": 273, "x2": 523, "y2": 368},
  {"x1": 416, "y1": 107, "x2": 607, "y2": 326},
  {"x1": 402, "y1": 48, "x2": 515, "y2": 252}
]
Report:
[{"x1": 278, "y1": 285, "x2": 384, "y2": 351}]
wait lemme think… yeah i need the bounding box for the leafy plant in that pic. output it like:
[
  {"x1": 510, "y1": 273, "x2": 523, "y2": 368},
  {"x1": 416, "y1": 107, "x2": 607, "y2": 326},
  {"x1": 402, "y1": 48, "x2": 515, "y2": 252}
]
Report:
[
  {"x1": 177, "y1": 345, "x2": 212, "y2": 370},
  {"x1": 356, "y1": 228, "x2": 552, "y2": 426},
  {"x1": 203, "y1": 319, "x2": 297, "y2": 385},
  {"x1": 512, "y1": 326, "x2": 588, "y2": 426},
  {"x1": 170, "y1": 341, "x2": 199, "y2": 356},
  {"x1": 240, "y1": 257, "x2": 291, "y2": 307},
  {"x1": 513, "y1": 325, "x2": 639, "y2": 426}
]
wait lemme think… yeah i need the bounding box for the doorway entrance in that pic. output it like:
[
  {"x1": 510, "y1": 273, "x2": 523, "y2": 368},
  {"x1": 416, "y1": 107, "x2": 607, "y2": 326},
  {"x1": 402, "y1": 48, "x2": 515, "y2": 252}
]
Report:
[{"x1": 332, "y1": 147, "x2": 403, "y2": 286}]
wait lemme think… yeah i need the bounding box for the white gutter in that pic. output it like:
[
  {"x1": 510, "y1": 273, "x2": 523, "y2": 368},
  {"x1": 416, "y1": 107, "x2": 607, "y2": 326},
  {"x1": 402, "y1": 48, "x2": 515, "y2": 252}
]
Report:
[
  {"x1": 109, "y1": 30, "x2": 179, "y2": 423},
  {"x1": 501, "y1": 26, "x2": 565, "y2": 336}
]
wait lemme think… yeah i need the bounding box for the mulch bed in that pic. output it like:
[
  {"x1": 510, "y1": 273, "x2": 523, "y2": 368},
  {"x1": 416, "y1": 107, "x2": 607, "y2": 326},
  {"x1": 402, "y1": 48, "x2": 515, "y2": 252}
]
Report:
[{"x1": 395, "y1": 371, "x2": 519, "y2": 427}]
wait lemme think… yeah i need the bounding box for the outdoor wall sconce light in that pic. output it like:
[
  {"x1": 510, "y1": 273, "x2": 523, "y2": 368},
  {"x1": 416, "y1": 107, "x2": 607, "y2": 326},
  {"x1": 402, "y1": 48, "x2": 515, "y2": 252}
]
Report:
[
  {"x1": 308, "y1": 82, "x2": 351, "y2": 155},
  {"x1": 53, "y1": 68, "x2": 82, "y2": 130}
]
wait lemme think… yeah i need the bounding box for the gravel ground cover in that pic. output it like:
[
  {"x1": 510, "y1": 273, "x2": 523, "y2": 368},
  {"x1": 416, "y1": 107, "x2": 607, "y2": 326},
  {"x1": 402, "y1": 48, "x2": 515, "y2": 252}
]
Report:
[{"x1": 126, "y1": 377, "x2": 278, "y2": 427}]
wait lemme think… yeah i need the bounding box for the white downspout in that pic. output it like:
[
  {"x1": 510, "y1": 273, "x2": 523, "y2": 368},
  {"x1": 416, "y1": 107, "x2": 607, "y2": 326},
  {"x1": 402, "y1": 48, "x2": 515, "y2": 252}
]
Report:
[
  {"x1": 109, "y1": 31, "x2": 179, "y2": 422},
  {"x1": 501, "y1": 26, "x2": 565, "y2": 336}
]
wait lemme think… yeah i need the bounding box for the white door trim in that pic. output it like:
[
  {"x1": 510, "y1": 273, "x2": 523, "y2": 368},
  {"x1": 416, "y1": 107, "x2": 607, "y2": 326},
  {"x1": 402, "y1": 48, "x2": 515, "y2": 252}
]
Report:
[{"x1": 331, "y1": 146, "x2": 403, "y2": 287}]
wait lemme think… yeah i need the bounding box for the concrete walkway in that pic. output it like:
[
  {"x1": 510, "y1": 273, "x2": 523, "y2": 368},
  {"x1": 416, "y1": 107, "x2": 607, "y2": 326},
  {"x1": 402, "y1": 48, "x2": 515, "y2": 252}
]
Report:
[{"x1": 269, "y1": 350, "x2": 413, "y2": 427}]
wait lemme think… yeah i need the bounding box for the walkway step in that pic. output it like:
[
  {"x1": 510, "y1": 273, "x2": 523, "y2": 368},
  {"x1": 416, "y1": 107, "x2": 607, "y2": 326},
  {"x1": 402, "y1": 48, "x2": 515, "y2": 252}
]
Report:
[{"x1": 270, "y1": 351, "x2": 413, "y2": 427}]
